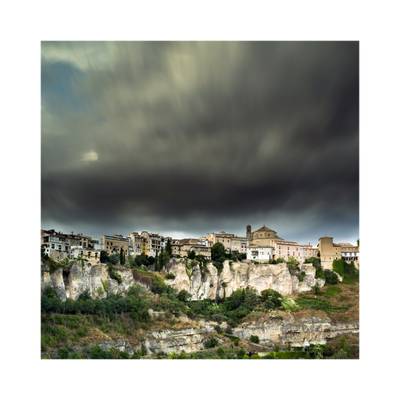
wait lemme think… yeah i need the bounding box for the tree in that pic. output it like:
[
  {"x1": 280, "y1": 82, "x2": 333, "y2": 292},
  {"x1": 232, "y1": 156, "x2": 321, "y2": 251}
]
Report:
[
  {"x1": 188, "y1": 250, "x2": 196, "y2": 260},
  {"x1": 211, "y1": 242, "x2": 225, "y2": 262},
  {"x1": 165, "y1": 238, "x2": 172, "y2": 258},
  {"x1": 135, "y1": 253, "x2": 149, "y2": 267},
  {"x1": 109, "y1": 253, "x2": 119, "y2": 265},
  {"x1": 157, "y1": 248, "x2": 170, "y2": 271},
  {"x1": 100, "y1": 250, "x2": 109, "y2": 264},
  {"x1": 119, "y1": 248, "x2": 126, "y2": 265},
  {"x1": 127, "y1": 255, "x2": 136, "y2": 267}
]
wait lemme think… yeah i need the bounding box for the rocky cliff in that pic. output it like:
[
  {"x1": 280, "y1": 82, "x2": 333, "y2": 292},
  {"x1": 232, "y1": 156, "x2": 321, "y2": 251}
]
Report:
[
  {"x1": 165, "y1": 260, "x2": 325, "y2": 300},
  {"x1": 41, "y1": 262, "x2": 143, "y2": 301},
  {"x1": 41, "y1": 259, "x2": 324, "y2": 301},
  {"x1": 62, "y1": 313, "x2": 358, "y2": 356}
]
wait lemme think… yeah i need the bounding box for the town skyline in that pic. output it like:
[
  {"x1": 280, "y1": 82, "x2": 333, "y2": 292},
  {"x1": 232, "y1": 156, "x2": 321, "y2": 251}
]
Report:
[{"x1": 40, "y1": 221, "x2": 359, "y2": 246}]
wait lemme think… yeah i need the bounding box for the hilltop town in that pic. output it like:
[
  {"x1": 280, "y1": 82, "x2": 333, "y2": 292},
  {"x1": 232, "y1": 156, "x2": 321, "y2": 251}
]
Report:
[
  {"x1": 41, "y1": 224, "x2": 359, "y2": 270},
  {"x1": 41, "y1": 224, "x2": 360, "y2": 359}
]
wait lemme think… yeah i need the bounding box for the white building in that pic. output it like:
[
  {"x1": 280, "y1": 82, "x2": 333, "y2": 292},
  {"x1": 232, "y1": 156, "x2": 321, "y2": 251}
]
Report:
[{"x1": 246, "y1": 246, "x2": 273, "y2": 262}]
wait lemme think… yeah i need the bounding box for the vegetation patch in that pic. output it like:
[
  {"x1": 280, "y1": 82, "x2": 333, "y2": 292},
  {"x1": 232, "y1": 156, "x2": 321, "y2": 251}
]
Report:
[
  {"x1": 333, "y1": 259, "x2": 359, "y2": 284},
  {"x1": 107, "y1": 265, "x2": 122, "y2": 284}
]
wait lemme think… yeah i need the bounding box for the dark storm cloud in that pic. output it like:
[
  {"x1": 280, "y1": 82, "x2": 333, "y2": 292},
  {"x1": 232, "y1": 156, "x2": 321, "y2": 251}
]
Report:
[{"x1": 41, "y1": 42, "x2": 359, "y2": 242}]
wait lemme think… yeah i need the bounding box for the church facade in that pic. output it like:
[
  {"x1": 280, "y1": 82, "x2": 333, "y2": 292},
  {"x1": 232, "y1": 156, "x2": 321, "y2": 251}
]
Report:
[{"x1": 246, "y1": 225, "x2": 318, "y2": 263}]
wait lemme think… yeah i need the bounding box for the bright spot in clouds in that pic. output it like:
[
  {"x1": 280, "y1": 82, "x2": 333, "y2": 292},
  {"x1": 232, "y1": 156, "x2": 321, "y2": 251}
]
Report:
[{"x1": 82, "y1": 150, "x2": 98, "y2": 162}]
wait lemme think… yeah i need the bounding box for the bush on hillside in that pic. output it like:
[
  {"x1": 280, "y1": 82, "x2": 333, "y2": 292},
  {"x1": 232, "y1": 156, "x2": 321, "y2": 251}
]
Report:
[
  {"x1": 260, "y1": 289, "x2": 283, "y2": 309},
  {"x1": 250, "y1": 335, "x2": 260, "y2": 344},
  {"x1": 315, "y1": 266, "x2": 325, "y2": 280},
  {"x1": 177, "y1": 289, "x2": 191, "y2": 302},
  {"x1": 323, "y1": 269, "x2": 339, "y2": 285},
  {"x1": 204, "y1": 337, "x2": 218, "y2": 349},
  {"x1": 108, "y1": 254, "x2": 119, "y2": 265},
  {"x1": 333, "y1": 259, "x2": 359, "y2": 283},
  {"x1": 108, "y1": 265, "x2": 122, "y2": 284},
  {"x1": 305, "y1": 257, "x2": 321, "y2": 268}
]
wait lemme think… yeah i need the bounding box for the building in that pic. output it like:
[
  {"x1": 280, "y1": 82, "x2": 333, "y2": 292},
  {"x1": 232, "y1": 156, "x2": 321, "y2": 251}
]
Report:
[
  {"x1": 231, "y1": 236, "x2": 248, "y2": 254},
  {"x1": 70, "y1": 246, "x2": 101, "y2": 265},
  {"x1": 128, "y1": 232, "x2": 146, "y2": 256},
  {"x1": 318, "y1": 237, "x2": 359, "y2": 269},
  {"x1": 339, "y1": 243, "x2": 359, "y2": 263},
  {"x1": 41, "y1": 229, "x2": 96, "y2": 260},
  {"x1": 171, "y1": 238, "x2": 211, "y2": 258},
  {"x1": 100, "y1": 234, "x2": 129, "y2": 256},
  {"x1": 246, "y1": 245, "x2": 273, "y2": 262},
  {"x1": 128, "y1": 231, "x2": 171, "y2": 257},
  {"x1": 246, "y1": 225, "x2": 318, "y2": 264},
  {"x1": 205, "y1": 231, "x2": 247, "y2": 254}
]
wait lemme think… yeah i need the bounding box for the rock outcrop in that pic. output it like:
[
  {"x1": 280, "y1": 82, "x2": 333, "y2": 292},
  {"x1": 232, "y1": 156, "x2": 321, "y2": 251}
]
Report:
[
  {"x1": 233, "y1": 313, "x2": 359, "y2": 348},
  {"x1": 69, "y1": 315, "x2": 358, "y2": 356},
  {"x1": 165, "y1": 260, "x2": 324, "y2": 300},
  {"x1": 42, "y1": 259, "x2": 324, "y2": 301},
  {"x1": 41, "y1": 262, "x2": 146, "y2": 301}
]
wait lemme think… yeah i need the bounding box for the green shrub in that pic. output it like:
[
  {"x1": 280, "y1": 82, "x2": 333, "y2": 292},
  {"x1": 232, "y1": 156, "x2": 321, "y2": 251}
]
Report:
[
  {"x1": 324, "y1": 286, "x2": 342, "y2": 297},
  {"x1": 250, "y1": 335, "x2": 260, "y2": 344},
  {"x1": 165, "y1": 272, "x2": 176, "y2": 280},
  {"x1": 333, "y1": 259, "x2": 359, "y2": 283},
  {"x1": 281, "y1": 297, "x2": 300, "y2": 311},
  {"x1": 313, "y1": 283, "x2": 321, "y2": 295},
  {"x1": 315, "y1": 266, "x2": 325, "y2": 279},
  {"x1": 188, "y1": 250, "x2": 196, "y2": 259},
  {"x1": 298, "y1": 271, "x2": 306, "y2": 282},
  {"x1": 225, "y1": 326, "x2": 233, "y2": 335},
  {"x1": 324, "y1": 269, "x2": 339, "y2": 285},
  {"x1": 296, "y1": 297, "x2": 348, "y2": 313},
  {"x1": 108, "y1": 265, "x2": 122, "y2": 284},
  {"x1": 305, "y1": 257, "x2": 321, "y2": 268},
  {"x1": 177, "y1": 290, "x2": 191, "y2": 302},
  {"x1": 127, "y1": 255, "x2": 136, "y2": 267},
  {"x1": 204, "y1": 337, "x2": 218, "y2": 349},
  {"x1": 108, "y1": 254, "x2": 119, "y2": 265},
  {"x1": 260, "y1": 289, "x2": 283, "y2": 309},
  {"x1": 214, "y1": 325, "x2": 223, "y2": 334}
]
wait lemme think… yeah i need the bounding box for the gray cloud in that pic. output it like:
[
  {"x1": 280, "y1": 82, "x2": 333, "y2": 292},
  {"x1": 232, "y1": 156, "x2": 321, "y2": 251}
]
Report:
[{"x1": 41, "y1": 41, "x2": 359, "y2": 243}]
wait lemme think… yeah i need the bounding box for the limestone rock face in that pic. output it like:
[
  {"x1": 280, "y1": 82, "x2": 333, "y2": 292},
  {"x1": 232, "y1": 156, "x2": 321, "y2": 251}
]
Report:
[
  {"x1": 166, "y1": 260, "x2": 323, "y2": 300},
  {"x1": 41, "y1": 259, "x2": 323, "y2": 302},
  {"x1": 233, "y1": 315, "x2": 359, "y2": 348},
  {"x1": 50, "y1": 268, "x2": 67, "y2": 301},
  {"x1": 41, "y1": 262, "x2": 149, "y2": 300},
  {"x1": 144, "y1": 325, "x2": 215, "y2": 354},
  {"x1": 76, "y1": 316, "x2": 358, "y2": 356}
]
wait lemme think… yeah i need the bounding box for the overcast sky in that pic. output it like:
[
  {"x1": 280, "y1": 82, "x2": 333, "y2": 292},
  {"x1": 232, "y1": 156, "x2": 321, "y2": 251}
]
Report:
[{"x1": 41, "y1": 41, "x2": 359, "y2": 244}]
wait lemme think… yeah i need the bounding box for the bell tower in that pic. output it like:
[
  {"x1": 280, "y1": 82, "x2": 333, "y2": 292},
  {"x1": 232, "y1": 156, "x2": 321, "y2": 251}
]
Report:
[{"x1": 246, "y1": 225, "x2": 252, "y2": 243}]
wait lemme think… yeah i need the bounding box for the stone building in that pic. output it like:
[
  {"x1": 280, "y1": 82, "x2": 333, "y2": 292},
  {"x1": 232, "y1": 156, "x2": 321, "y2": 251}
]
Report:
[
  {"x1": 205, "y1": 231, "x2": 247, "y2": 254},
  {"x1": 318, "y1": 237, "x2": 359, "y2": 269},
  {"x1": 171, "y1": 238, "x2": 211, "y2": 258},
  {"x1": 246, "y1": 225, "x2": 318, "y2": 263},
  {"x1": 70, "y1": 246, "x2": 101, "y2": 265},
  {"x1": 100, "y1": 234, "x2": 129, "y2": 256},
  {"x1": 128, "y1": 231, "x2": 171, "y2": 257}
]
